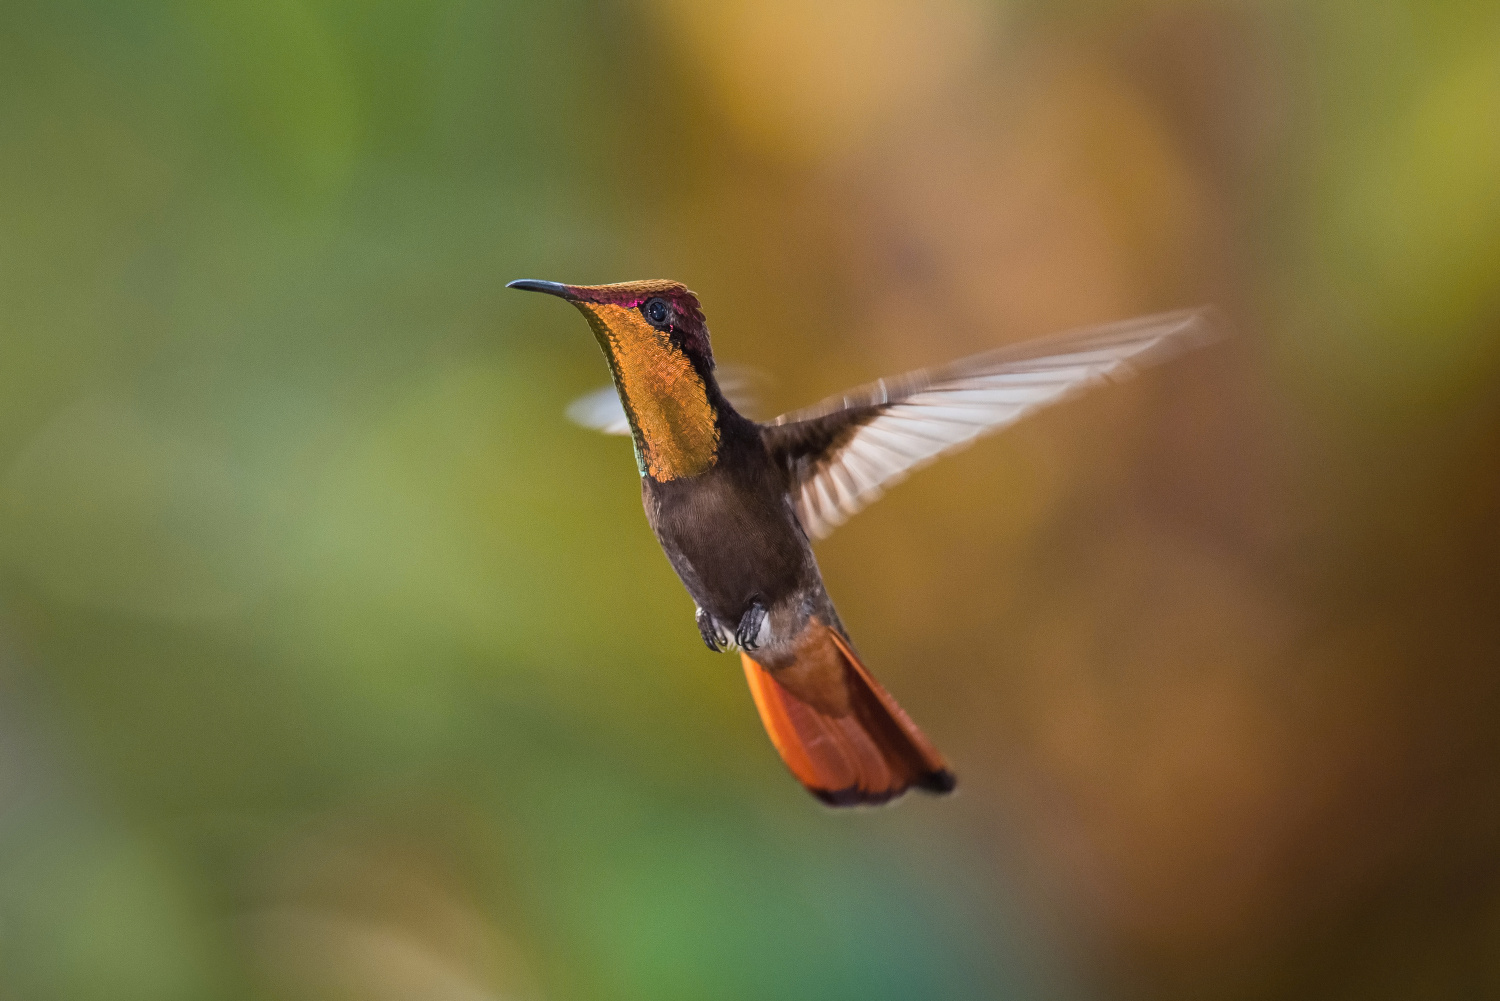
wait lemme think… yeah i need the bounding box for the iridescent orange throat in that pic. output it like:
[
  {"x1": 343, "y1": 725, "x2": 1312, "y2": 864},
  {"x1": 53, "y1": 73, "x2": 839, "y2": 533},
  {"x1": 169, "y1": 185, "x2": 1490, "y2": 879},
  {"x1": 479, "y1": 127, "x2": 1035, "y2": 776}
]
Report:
[{"x1": 574, "y1": 302, "x2": 720, "y2": 481}]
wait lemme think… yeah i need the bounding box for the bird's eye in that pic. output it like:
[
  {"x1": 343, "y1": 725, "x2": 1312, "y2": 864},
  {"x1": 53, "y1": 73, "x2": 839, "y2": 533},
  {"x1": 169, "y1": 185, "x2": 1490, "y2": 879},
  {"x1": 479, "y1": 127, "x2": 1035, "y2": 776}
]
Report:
[{"x1": 643, "y1": 298, "x2": 671, "y2": 330}]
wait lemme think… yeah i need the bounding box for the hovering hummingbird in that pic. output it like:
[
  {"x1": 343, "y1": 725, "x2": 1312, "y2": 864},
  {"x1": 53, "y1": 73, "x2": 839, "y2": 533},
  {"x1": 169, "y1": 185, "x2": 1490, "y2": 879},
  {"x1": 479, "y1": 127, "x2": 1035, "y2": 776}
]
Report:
[{"x1": 509, "y1": 278, "x2": 1214, "y2": 806}]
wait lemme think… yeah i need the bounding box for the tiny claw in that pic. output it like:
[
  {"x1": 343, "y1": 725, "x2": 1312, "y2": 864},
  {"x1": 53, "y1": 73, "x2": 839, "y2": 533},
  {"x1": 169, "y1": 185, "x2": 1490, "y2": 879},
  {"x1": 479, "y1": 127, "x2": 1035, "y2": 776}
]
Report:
[
  {"x1": 736, "y1": 601, "x2": 768, "y2": 652},
  {"x1": 696, "y1": 606, "x2": 726, "y2": 653}
]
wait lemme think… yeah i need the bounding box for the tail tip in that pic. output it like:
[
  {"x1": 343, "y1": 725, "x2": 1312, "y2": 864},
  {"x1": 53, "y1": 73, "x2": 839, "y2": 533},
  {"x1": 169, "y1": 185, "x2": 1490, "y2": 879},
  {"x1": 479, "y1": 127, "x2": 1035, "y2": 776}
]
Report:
[
  {"x1": 919, "y1": 768, "x2": 958, "y2": 795},
  {"x1": 809, "y1": 768, "x2": 958, "y2": 808},
  {"x1": 813, "y1": 787, "x2": 877, "y2": 808}
]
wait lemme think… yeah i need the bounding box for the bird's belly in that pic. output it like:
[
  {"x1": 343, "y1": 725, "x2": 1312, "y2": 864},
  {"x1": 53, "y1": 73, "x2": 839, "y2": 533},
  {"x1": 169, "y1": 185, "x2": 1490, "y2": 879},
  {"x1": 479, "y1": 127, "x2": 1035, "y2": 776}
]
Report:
[{"x1": 645, "y1": 477, "x2": 809, "y2": 625}]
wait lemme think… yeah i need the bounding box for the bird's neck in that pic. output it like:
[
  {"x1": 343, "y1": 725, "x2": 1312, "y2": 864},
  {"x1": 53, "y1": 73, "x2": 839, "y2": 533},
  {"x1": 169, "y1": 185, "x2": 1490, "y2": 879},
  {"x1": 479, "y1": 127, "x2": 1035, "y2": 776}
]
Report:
[
  {"x1": 619, "y1": 372, "x2": 722, "y2": 481},
  {"x1": 577, "y1": 303, "x2": 722, "y2": 481}
]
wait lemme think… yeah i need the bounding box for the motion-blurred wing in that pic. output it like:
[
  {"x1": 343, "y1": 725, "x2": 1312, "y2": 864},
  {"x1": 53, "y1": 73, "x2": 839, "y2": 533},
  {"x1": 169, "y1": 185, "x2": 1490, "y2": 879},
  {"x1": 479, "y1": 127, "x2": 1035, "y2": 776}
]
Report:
[
  {"x1": 566, "y1": 364, "x2": 766, "y2": 435},
  {"x1": 565, "y1": 384, "x2": 633, "y2": 435},
  {"x1": 764, "y1": 309, "x2": 1218, "y2": 540}
]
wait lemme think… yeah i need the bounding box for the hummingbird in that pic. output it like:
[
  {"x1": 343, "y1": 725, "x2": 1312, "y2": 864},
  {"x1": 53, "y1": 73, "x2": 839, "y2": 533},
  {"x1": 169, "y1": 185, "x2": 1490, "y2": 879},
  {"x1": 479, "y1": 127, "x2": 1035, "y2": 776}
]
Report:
[{"x1": 509, "y1": 278, "x2": 1214, "y2": 806}]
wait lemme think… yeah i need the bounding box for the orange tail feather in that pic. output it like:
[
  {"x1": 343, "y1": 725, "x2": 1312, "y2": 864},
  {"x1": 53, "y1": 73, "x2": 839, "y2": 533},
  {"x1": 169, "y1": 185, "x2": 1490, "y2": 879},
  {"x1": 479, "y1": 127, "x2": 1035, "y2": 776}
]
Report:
[{"x1": 740, "y1": 622, "x2": 955, "y2": 806}]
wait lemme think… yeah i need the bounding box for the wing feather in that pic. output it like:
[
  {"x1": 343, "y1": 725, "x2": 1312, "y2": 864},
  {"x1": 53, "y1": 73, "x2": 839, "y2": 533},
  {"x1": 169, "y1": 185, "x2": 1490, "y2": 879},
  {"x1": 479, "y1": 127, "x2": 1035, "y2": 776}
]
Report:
[{"x1": 764, "y1": 308, "x2": 1218, "y2": 539}]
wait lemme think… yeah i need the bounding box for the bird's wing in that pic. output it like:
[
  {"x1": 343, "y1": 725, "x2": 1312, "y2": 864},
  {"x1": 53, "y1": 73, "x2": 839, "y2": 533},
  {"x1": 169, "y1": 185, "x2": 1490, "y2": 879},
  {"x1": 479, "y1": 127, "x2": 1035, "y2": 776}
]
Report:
[
  {"x1": 565, "y1": 384, "x2": 634, "y2": 435},
  {"x1": 566, "y1": 364, "x2": 765, "y2": 435},
  {"x1": 763, "y1": 309, "x2": 1219, "y2": 540}
]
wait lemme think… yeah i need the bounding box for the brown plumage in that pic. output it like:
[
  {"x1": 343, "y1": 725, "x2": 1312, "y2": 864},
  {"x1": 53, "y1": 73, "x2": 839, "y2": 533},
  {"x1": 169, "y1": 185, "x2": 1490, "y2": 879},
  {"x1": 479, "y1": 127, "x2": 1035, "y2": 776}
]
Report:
[
  {"x1": 741, "y1": 623, "x2": 953, "y2": 805},
  {"x1": 508, "y1": 277, "x2": 1217, "y2": 806}
]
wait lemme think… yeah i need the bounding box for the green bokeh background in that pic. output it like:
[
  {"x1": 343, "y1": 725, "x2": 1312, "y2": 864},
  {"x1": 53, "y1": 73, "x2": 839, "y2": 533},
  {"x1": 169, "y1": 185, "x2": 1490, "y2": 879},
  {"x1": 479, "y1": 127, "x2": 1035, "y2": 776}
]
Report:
[{"x1": 2, "y1": 2, "x2": 1498, "y2": 999}]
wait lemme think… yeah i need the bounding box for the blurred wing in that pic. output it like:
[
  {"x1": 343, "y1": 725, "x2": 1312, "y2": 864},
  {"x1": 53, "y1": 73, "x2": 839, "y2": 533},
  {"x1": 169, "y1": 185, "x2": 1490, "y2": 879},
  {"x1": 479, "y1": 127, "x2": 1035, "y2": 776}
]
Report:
[
  {"x1": 565, "y1": 364, "x2": 766, "y2": 435},
  {"x1": 565, "y1": 384, "x2": 632, "y2": 435},
  {"x1": 765, "y1": 309, "x2": 1219, "y2": 539}
]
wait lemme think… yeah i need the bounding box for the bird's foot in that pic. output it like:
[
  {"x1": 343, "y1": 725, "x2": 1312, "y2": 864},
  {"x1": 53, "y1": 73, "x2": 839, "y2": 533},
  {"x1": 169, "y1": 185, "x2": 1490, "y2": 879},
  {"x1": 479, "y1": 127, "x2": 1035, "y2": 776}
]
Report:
[
  {"x1": 736, "y1": 601, "x2": 769, "y2": 652},
  {"x1": 696, "y1": 606, "x2": 730, "y2": 653}
]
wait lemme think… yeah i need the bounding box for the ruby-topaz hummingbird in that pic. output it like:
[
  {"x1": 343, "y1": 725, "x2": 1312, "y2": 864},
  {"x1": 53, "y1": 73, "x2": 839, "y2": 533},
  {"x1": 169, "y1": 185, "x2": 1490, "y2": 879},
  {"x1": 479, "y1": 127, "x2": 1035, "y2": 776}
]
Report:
[{"x1": 508, "y1": 278, "x2": 1213, "y2": 806}]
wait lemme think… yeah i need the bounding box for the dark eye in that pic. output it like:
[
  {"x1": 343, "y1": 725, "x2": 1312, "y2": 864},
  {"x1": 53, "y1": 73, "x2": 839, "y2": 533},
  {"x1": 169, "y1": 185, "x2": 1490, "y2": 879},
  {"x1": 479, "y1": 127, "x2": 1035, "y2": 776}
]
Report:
[{"x1": 643, "y1": 298, "x2": 671, "y2": 329}]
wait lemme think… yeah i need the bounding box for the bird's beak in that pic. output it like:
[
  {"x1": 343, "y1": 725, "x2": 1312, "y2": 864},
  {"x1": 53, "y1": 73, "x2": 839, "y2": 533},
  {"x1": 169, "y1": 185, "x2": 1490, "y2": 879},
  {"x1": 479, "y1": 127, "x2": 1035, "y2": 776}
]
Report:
[{"x1": 506, "y1": 279, "x2": 578, "y2": 300}]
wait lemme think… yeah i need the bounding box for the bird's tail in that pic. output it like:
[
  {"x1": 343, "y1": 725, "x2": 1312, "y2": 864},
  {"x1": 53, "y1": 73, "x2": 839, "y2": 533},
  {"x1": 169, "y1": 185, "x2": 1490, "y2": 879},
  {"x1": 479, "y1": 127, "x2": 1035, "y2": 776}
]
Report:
[{"x1": 740, "y1": 620, "x2": 955, "y2": 806}]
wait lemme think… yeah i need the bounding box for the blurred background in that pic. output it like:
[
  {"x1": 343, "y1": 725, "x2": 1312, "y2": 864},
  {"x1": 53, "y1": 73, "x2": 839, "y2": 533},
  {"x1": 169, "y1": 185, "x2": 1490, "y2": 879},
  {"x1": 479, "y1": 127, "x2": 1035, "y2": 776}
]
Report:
[{"x1": 2, "y1": 1, "x2": 1498, "y2": 998}]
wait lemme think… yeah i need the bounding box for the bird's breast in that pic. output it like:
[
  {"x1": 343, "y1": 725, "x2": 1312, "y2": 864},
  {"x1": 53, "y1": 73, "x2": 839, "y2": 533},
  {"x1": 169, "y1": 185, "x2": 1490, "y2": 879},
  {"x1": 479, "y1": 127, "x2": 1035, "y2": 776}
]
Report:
[{"x1": 645, "y1": 466, "x2": 811, "y2": 623}]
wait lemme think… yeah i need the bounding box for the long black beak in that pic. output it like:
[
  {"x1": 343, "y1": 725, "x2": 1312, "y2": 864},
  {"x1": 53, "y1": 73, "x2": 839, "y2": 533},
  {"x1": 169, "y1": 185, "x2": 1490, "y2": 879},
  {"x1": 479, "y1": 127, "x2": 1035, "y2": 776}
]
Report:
[{"x1": 506, "y1": 279, "x2": 575, "y2": 299}]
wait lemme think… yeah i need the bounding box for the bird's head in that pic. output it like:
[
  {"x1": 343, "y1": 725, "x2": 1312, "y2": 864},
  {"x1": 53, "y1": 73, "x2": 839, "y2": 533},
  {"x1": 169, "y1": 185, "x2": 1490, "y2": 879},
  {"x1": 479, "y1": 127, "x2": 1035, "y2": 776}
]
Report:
[
  {"x1": 506, "y1": 278, "x2": 715, "y2": 372},
  {"x1": 508, "y1": 278, "x2": 724, "y2": 480}
]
